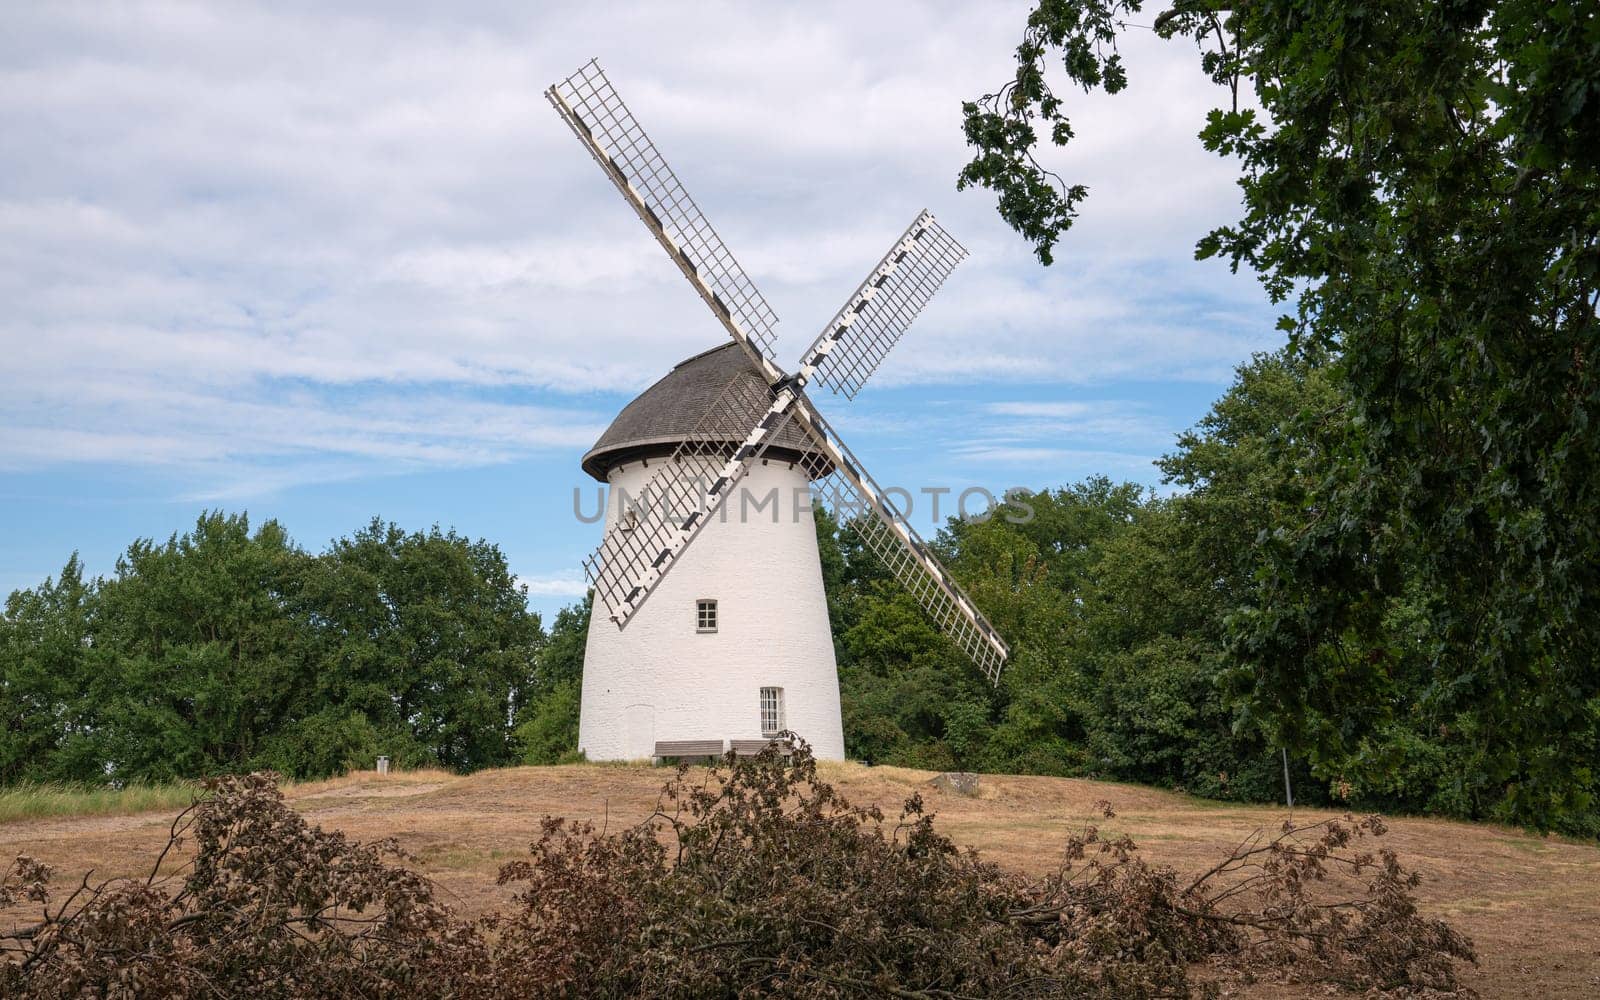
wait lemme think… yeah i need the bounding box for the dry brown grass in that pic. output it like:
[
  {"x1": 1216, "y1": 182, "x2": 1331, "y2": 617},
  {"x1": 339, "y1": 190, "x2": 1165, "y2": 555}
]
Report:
[{"x1": 4, "y1": 762, "x2": 1597, "y2": 997}]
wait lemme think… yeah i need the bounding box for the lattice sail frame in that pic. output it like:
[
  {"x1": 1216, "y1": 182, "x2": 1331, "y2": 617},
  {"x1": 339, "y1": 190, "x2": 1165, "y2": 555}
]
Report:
[
  {"x1": 788, "y1": 404, "x2": 1007, "y2": 682},
  {"x1": 549, "y1": 59, "x2": 1009, "y2": 681},
  {"x1": 799, "y1": 211, "x2": 969, "y2": 399},
  {"x1": 547, "y1": 60, "x2": 785, "y2": 379}
]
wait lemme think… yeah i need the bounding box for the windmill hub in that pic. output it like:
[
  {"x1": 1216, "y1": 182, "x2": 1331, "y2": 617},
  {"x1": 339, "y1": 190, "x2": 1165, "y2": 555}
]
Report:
[{"x1": 580, "y1": 344, "x2": 827, "y2": 481}]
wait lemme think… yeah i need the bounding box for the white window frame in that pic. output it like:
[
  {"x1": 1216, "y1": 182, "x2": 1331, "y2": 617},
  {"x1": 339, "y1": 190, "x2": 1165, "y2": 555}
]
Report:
[
  {"x1": 696, "y1": 598, "x2": 718, "y2": 633},
  {"x1": 760, "y1": 686, "x2": 785, "y2": 737}
]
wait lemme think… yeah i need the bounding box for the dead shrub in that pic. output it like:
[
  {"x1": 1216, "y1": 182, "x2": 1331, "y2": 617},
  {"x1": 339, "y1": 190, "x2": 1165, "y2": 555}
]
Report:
[{"x1": 1, "y1": 744, "x2": 1474, "y2": 998}]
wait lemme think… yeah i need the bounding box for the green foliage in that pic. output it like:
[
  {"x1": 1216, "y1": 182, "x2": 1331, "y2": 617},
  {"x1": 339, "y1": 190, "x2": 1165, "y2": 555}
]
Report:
[
  {"x1": 514, "y1": 598, "x2": 589, "y2": 765},
  {"x1": 823, "y1": 353, "x2": 1384, "y2": 814},
  {"x1": 1207, "y1": 0, "x2": 1600, "y2": 836},
  {"x1": 0, "y1": 555, "x2": 96, "y2": 784},
  {"x1": 0, "y1": 512, "x2": 567, "y2": 784},
  {"x1": 963, "y1": 1, "x2": 1600, "y2": 834},
  {"x1": 89, "y1": 513, "x2": 310, "y2": 783},
  {"x1": 955, "y1": 0, "x2": 1132, "y2": 264},
  {"x1": 255, "y1": 709, "x2": 382, "y2": 780},
  {"x1": 515, "y1": 681, "x2": 582, "y2": 766},
  {"x1": 297, "y1": 518, "x2": 542, "y2": 773}
]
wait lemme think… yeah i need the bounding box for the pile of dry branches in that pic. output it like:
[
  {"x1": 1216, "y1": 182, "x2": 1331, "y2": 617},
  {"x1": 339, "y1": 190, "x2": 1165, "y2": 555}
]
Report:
[{"x1": 1, "y1": 744, "x2": 1474, "y2": 998}]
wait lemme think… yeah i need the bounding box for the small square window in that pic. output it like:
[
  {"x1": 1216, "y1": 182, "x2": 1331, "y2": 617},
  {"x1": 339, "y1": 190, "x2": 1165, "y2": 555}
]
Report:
[
  {"x1": 696, "y1": 598, "x2": 718, "y2": 633},
  {"x1": 760, "y1": 686, "x2": 784, "y2": 736}
]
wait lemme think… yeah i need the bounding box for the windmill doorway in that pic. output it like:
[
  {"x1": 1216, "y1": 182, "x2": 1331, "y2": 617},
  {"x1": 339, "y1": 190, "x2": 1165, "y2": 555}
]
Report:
[{"x1": 623, "y1": 703, "x2": 655, "y2": 761}]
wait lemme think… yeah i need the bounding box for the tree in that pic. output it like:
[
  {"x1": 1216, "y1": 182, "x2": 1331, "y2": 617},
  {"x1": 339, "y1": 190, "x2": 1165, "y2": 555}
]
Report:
[
  {"x1": 940, "y1": 484, "x2": 1112, "y2": 776},
  {"x1": 90, "y1": 512, "x2": 309, "y2": 782},
  {"x1": 1, "y1": 513, "x2": 549, "y2": 784},
  {"x1": 301, "y1": 519, "x2": 541, "y2": 772},
  {"x1": 0, "y1": 555, "x2": 96, "y2": 783},
  {"x1": 1131, "y1": 351, "x2": 1341, "y2": 800},
  {"x1": 963, "y1": 1, "x2": 1600, "y2": 832},
  {"x1": 514, "y1": 597, "x2": 590, "y2": 765}
]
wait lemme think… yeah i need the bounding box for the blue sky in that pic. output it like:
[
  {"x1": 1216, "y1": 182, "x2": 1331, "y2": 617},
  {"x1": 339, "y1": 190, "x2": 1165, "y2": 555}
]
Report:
[{"x1": 0, "y1": 1, "x2": 1281, "y2": 623}]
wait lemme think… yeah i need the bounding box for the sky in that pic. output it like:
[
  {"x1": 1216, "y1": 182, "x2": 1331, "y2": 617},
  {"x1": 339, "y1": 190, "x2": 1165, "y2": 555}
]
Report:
[{"x1": 0, "y1": 1, "x2": 1283, "y2": 622}]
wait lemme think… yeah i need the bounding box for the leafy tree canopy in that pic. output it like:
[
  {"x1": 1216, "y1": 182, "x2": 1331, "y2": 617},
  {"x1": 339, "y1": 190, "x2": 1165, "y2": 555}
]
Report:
[
  {"x1": 0, "y1": 512, "x2": 563, "y2": 783},
  {"x1": 961, "y1": 0, "x2": 1600, "y2": 831}
]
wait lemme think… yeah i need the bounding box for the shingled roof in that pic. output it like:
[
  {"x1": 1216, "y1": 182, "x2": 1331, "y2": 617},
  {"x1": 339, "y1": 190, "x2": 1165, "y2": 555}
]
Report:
[{"x1": 581, "y1": 343, "x2": 824, "y2": 481}]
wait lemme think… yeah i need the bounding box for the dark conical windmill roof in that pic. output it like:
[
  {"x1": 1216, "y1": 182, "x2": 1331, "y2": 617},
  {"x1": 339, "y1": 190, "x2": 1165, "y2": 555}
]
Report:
[{"x1": 581, "y1": 343, "x2": 823, "y2": 481}]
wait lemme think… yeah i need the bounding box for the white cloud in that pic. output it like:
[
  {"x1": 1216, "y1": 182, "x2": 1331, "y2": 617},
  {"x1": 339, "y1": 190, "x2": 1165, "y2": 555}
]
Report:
[
  {"x1": 515, "y1": 573, "x2": 590, "y2": 598},
  {"x1": 987, "y1": 402, "x2": 1099, "y2": 419},
  {"x1": 0, "y1": 1, "x2": 1279, "y2": 499},
  {"x1": 977, "y1": 399, "x2": 1171, "y2": 447},
  {"x1": 952, "y1": 445, "x2": 1150, "y2": 467}
]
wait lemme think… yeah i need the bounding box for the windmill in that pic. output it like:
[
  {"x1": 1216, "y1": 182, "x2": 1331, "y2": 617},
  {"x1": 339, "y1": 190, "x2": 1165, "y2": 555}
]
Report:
[{"x1": 548, "y1": 60, "x2": 1008, "y2": 761}]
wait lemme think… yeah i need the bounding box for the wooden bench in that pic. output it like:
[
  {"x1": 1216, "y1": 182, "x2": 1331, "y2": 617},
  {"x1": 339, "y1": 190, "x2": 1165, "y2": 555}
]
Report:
[
  {"x1": 652, "y1": 739, "x2": 725, "y2": 764},
  {"x1": 731, "y1": 738, "x2": 793, "y2": 758}
]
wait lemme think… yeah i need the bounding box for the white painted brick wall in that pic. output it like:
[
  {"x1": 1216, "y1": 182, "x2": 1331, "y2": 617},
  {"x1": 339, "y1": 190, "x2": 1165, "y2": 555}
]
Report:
[{"x1": 578, "y1": 458, "x2": 845, "y2": 761}]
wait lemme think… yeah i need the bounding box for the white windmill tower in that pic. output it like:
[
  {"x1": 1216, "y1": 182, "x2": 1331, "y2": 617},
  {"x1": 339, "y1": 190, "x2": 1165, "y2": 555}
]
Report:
[{"x1": 547, "y1": 61, "x2": 1009, "y2": 762}]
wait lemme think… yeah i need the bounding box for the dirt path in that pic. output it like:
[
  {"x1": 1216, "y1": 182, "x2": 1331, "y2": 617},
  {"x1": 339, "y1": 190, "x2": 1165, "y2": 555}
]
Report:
[{"x1": 4, "y1": 763, "x2": 1597, "y2": 998}]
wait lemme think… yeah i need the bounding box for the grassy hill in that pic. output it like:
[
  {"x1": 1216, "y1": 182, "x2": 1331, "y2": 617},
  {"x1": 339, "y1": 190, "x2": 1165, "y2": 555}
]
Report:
[{"x1": 4, "y1": 762, "x2": 1597, "y2": 997}]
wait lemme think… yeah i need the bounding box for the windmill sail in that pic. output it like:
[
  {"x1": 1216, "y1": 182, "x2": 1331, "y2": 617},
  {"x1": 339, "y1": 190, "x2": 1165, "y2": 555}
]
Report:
[
  {"x1": 786, "y1": 402, "x2": 1008, "y2": 682},
  {"x1": 798, "y1": 211, "x2": 969, "y2": 399},
  {"x1": 546, "y1": 60, "x2": 783, "y2": 377}
]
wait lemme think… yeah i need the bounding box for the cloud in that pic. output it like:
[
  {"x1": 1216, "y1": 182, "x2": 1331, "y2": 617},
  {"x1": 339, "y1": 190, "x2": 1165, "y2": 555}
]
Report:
[
  {"x1": 0, "y1": 1, "x2": 1280, "y2": 500},
  {"x1": 977, "y1": 399, "x2": 1172, "y2": 447},
  {"x1": 0, "y1": 370, "x2": 608, "y2": 499},
  {"x1": 951, "y1": 445, "x2": 1152, "y2": 468},
  {"x1": 986, "y1": 402, "x2": 1099, "y2": 419},
  {"x1": 515, "y1": 573, "x2": 590, "y2": 598}
]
